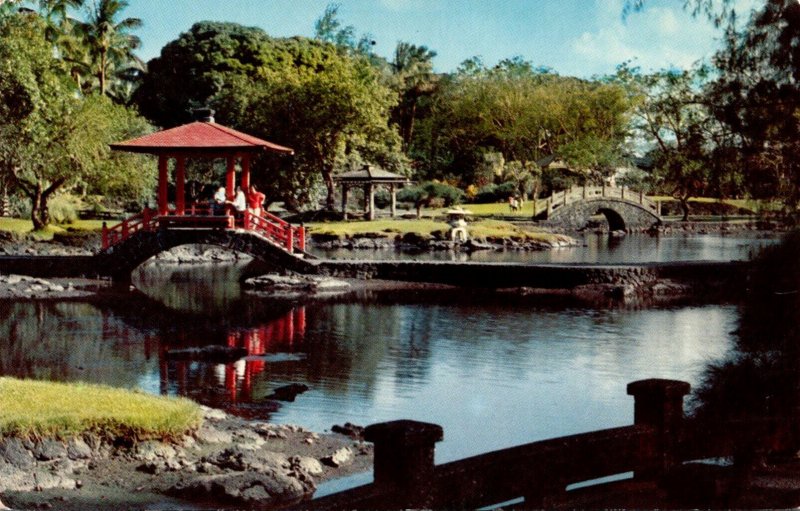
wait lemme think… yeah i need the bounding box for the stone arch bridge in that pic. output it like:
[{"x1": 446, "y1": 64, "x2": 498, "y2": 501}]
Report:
[{"x1": 534, "y1": 186, "x2": 662, "y2": 231}]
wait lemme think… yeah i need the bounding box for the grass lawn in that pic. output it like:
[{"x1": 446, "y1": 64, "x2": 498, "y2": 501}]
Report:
[
  {"x1": 648, "y1": 196, "x2": 780, "y2": 214},
  {"x1": 0, "y1": 377, "x2": 201, "y2": 441},
  {"x1": 0, "y1": 218, "x2": 105, "y2": 240},
  {"x1": 307, "y1": 217, "x2": 568, "y2": 242}
]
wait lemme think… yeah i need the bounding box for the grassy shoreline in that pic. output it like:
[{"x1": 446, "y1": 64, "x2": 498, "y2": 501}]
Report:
[{"x1": 0, "y1": 378, "x2": 201, "y2": 441}]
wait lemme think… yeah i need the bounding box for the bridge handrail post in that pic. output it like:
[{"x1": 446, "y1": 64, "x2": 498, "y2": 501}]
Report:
[
  {"x1": 285, "y1": 225, "x2": 293, "y2": 251},
  {"x1": 297, "y1": 226, "x2": 305, "y2": 251},
  {"x1": 121, "y1": 219, "x2": 129, "y2": 239},
  {"x1": 364, "y1": 420, "x2": 443, "y2": 508},
  {"x1": 627, "y1": 379, "x2": 690, "y2": 478},
  {"x1": 243, "y1": 210, "x2": 250, "y2": 231},
  {"x1": 102, "y1": 222, "x2": 108, "y2": 250},
  {"x1": 640, "y1": 190, "x2": 644, "y2": 204},
  {"x1": 621, "y1": 187, "x2": 625, "y2": 200},
  {"x1": 602, "y1": 182, "x2": 606, "y2": 197}
]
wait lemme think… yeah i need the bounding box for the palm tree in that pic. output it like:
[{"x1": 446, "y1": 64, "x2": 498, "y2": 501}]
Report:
[
  {"x1": 391, "y1": 42, "x2": 438, "y2": 151},
  {"x1": 79, "y1": 0, "x2": 142, "y2": 97}
]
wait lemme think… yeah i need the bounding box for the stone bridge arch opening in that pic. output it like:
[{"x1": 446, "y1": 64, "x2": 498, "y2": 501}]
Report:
[{"x1": 595, "y1": 208, "x2": 627, "y2": 232}]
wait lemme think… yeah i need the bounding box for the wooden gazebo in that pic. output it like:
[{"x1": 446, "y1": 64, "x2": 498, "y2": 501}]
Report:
[
  {"x1": 334, "y1": 164, "x2": 410, "y2": 220},
  {"x1": 103, "y1": 110, "x2": 305, "y2": 253}
]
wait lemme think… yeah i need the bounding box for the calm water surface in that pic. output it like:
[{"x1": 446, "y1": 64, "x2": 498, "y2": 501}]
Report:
[
  {"x1": 313, "y1": 232, "x2": 779, "y2": 263},
  {"x1": 0, "y1": 261, "x2": 737, "y2": 464}
]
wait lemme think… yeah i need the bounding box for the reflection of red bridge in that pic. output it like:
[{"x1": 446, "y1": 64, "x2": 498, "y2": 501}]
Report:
[{"x1": 161, "y1": 307, "x2": 307, "y2": 405}]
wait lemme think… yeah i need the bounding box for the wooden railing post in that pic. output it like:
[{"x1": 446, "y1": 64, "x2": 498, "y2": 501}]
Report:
[
  {"x1": 101, "y1": 222, "x2": 108, "y2": 250},
  {"x1": 121, "y1": 219, "x2": 129, "y2": 239},
  {"x1": 364, "y1": 420, "x2": 443, "y2": 508},
  {"x1": 243, "y1": 210, "x2": 250, "y2": 231},
  {"x1": 285, "y1": 225, "x2": 293, "y2": 252},
  {"x1": 627, "y1": 379, "x2": 690, "y2": 477},
  {"x1": 297, "y1": 226, "x2": 305, "y2": 251}
]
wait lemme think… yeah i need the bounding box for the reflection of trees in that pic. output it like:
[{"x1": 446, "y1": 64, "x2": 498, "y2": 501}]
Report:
[
  {"x1": 0, "y1": 301, "x2": 156, "y2": 387},
  {"x1": 690, "y1": 231, "x2": 800, "y2": 456}
]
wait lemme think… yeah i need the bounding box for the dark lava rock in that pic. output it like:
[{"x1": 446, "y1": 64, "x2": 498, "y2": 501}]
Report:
[
  {"x1": 331, "y1": 423, "x2": 365, "y2": 440},
  {"x1": 0, "y1": 438, "x2": 34, "y2": 469},
  {"x1": 266, "y1": 383, "x2": 309, "y2": 402}
]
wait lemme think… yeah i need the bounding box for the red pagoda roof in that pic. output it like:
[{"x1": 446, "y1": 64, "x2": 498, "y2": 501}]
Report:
[{"x1": 110, "y1": 121, "x2": 294, "y2": 155}]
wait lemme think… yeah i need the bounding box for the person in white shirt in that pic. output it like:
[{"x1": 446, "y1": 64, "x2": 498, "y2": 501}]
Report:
[
  {"x1": 212, "y1": 186, "x2": 226, "y2": 215},
  {"x1": 230, "y1": 186, "x2": 246, "y2": 213}
]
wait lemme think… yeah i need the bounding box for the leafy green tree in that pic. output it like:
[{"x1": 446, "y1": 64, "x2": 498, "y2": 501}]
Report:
[
  {"x1": 620, "y1": 65, "x2": 711, "y2": 220},
  {"x1": 0, "y1": 13, "x2": 150, "y2": 229},
  {"x1": 418, "y1": 59, "x2": 630, "y2": 191},
  {"x1": 397, "y1": 181, "x2": 463, "y2": 218},
  {"x1": 706, "y1": 0, "x2": 800, "y2": 210}
]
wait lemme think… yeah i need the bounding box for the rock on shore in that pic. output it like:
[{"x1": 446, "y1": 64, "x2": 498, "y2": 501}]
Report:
[
  {"x1": 1, "y1": 407, "x2": 372, "y2": 511},
  {"x1": 243, "y1": 274, "x2": 351, "y2": 296}
]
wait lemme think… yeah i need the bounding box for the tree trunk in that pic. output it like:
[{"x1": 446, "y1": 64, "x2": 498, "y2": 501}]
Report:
[
  {"x1": 323, "y1": 164, "x2": 336, "y2": 211},
  {"x1": 679, "y1": 196, "x2": 690, "y2": 222},
  {"x1": 99, "y1": 50, "x2": 107, "y2": 96},
  {"x1": 416, "y1": 203, "x2": 422, "y2": 219},
  {"x1": 30, "y1": 184, "x2": 49, "y2": 231}
]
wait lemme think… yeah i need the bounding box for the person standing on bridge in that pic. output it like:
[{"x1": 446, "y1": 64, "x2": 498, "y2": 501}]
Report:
[
  {"x1": 212, "y1": 186, "x2": 226, "y2": 215},
  {"x1": 247, "y1": 185, "x2": 265, "y2": 218}
]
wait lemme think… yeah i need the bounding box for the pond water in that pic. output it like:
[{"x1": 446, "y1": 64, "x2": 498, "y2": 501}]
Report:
[
  {"x1": 312, "y1": 232, "x2": 780, "y2": 263},
  {"x1": 0, "y1": 261, "x2": 737, "y2": 465}
]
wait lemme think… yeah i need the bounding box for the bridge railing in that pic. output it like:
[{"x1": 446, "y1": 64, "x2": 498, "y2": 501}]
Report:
[
  {"x1": 532, "y1": 185, "x2": 660, "y2": 218},
  {"x1": 102, "y1": 208, "x2": 306, "y2": 254},
  {"x1": 295, "y1": 379, "x2": 798, "y2": 510},
  {"x1": 101, "y1": 208, "x2": 158, "y2": 249}
]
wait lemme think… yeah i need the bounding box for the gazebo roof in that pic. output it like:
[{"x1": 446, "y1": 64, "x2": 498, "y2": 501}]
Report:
[
  {"x1": 110, "y1": 121, "x2": 294, "y2": 155},
  {"x1": 334, "y1": 164, "x2": 409, "y2": 184}
]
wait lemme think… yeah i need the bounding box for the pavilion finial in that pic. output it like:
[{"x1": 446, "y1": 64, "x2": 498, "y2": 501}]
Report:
[{"x1": 193, "y1": 108, "x2": 215, "y2": 123}]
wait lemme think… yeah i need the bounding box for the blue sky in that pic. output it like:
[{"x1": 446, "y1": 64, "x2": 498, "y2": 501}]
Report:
[{"x1": 125, "y1": 0, "x2": 751, "y2": 78}]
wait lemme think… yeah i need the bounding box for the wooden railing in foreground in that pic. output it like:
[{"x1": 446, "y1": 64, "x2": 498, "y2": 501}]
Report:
[
  {"x1": 101, "y1": 207, "x2": 305, "y2": 253},
  {"x1": 299, "y1": 379, "x2": 798, "y2": 510},
  {"x1": 533, "y1": 185, "x2": 660, "y2": 218}
]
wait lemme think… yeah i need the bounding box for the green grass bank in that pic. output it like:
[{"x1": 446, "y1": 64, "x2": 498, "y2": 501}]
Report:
[{"x1": 0, "y1": 378, "x2": 201, "y2": 441}]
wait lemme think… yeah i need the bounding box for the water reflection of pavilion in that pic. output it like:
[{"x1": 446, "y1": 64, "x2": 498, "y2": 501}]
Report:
[{"x1": 160, "y1": 306, "x2": 307, "y2": 409}]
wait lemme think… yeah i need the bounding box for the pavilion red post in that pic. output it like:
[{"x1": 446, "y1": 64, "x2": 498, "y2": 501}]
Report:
[
  {"x1": 226, "y1": 156, "x2": 236, "y2": 201},
  {"x1": 241, "y1": 155, "x2": 250, "y2": 192},
  {"x1": 175, "y1": 156, "x2": 186, "y2": 215},
  {"x1": 158, "y1": 155, "x2": 169, "y2": 216}
]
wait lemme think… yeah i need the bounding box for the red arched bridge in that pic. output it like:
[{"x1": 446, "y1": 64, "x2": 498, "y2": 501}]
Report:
[{"x1": 98, "y1": 207, "x2": 314, "y2": 280}]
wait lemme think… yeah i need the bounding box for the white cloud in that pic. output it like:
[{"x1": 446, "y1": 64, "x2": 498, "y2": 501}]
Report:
[{"x1": 569, "y1": 0, "x2": 720, "y2": 76}]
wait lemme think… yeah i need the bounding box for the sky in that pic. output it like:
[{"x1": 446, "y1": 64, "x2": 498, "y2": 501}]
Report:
[{"x1": 123, "y1": 0, "x2": 753, "y2": 78}]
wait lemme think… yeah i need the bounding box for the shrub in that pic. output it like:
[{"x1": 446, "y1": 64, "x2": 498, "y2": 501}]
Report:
[{"x1": 48, "y1": 194, "x2": 80, "y2": 224}]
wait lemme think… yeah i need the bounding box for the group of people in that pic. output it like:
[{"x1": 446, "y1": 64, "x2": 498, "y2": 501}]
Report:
[
  {"x1": 212, "y1": 184, "x2": 265, "y2": 218},
  {"x1": 508, "y1": 195, "x2": 523, "y2": 212}
]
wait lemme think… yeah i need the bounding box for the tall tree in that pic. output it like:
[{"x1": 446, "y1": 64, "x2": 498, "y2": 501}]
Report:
[
  {"x1": 707, "y1": 0, "x2": 800, "y2": 210},
  {"x1": 620, "y1": 65, "x2": 712, "y2": 220},
  {"x1": 390, "y1": 41, "x2": 438, "y2": 150},
  {"x1": 79, "y1": 0, "x2": 141, "y2": 97}
]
